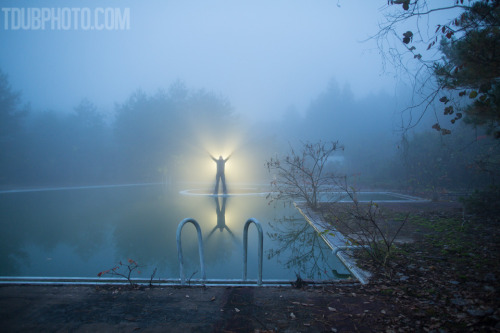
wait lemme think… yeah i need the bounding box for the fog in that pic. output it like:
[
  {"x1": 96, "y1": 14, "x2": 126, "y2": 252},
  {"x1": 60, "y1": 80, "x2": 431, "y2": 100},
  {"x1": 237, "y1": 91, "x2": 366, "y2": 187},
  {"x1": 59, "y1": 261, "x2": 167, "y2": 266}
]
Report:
[
  {"x1": 1, "y1": 0, "x2": 496, "y2": 190},
  {"x1": 3, "y1": 0, "x2": 500, "y2": 287},
  {"x1": 1, "y1": 1, "x2": 395, "y2": 118}
]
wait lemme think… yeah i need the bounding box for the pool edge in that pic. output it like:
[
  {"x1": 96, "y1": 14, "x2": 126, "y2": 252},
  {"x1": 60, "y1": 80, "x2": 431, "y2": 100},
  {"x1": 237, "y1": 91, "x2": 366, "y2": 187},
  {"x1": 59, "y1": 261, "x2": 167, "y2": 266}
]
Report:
[
  {"x1": 294, "y1": 203, "x2": 372, "y2": 285},
  {"x1": 0, "y1": 276, "x2": 358, "y2": 287}
]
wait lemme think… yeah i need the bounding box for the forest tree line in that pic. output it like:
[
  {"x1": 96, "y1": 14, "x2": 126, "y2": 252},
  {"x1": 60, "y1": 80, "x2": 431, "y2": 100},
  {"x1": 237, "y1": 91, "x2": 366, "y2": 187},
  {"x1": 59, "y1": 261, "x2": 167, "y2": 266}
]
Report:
[
  {"x1": 0, "y1": 71, "x2": 237, "y2": 186},
  {"x1": 1, "y1": 69, "x2": 498, "y2": 196}
]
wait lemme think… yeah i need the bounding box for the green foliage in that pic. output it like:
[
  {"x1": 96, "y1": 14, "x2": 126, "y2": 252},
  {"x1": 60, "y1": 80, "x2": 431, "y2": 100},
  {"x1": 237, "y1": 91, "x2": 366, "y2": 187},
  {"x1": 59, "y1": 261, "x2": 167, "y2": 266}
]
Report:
[
  {"x1": 386, "y1": 1, "x2": 500, "y2": 137},
  {"x1": 410, "y1": 214, "x2": 489, "y2": 267},
  {"x1": 434, "y1": 1, "x2": 500, "y2": 136}
]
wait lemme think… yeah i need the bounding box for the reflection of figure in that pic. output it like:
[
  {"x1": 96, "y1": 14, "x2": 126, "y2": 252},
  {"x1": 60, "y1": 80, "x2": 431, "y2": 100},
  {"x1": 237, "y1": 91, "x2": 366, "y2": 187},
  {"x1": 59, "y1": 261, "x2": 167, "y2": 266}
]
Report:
[
  {"x1": 215, "y1": 196, "x2": 227, "y2": 232},
  {"x1": 207, "y1": 197, "x2": 235, "y2": 238},
  {"x1": 210, "y1": 154, "x2": 231, "y2": 195}
]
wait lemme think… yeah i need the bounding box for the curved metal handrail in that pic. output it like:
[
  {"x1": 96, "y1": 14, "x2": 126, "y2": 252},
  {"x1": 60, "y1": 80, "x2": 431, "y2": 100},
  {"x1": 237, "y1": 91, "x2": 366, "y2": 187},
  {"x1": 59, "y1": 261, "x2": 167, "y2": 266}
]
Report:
[
  {"x1": 176, "y1": 218, "x2": 206, "y2": 284},
  {"x1": 242, "y1": 218, "x2": 263, "y2": 285}
]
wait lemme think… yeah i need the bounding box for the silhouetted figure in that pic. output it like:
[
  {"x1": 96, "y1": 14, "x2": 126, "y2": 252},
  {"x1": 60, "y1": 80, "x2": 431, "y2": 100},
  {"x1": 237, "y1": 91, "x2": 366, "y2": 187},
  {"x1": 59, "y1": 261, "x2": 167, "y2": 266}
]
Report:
[{"x1": 211, "y1": 154, "x2": 231, "y2": 195}]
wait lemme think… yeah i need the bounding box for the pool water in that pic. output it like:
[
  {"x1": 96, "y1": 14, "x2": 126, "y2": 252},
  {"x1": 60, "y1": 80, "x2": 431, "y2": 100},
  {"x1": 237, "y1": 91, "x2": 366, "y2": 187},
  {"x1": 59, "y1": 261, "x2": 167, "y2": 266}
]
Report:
[{"x1": 0, "y1": 184, "x2": 351, "y2": 282}]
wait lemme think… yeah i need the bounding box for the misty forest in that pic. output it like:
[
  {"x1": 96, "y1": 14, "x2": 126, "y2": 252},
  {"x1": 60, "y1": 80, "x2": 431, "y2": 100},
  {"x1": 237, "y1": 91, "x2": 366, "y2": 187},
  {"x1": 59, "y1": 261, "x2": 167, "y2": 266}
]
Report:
[
  {"x1": 0, "y1": 1, "x2": 499, "y2": 332},
  {"x1": 1, "y1": 67, "x2": 498, "y2": 196}
]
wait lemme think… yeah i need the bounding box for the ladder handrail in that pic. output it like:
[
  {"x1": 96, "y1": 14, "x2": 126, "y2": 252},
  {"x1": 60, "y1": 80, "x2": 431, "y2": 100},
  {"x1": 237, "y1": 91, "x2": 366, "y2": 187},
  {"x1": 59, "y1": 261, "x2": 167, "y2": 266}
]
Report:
[
  {"x1": 242, "y1": 218, "x2": 263, "y2": 286},
  {"x1": 176, "y1": 218, "x2": 206, "y2": 284}
]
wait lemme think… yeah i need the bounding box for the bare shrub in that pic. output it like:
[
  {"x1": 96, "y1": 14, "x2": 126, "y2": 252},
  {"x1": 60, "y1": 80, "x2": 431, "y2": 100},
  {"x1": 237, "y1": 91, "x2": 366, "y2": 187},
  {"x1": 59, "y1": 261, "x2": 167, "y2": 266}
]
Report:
[
  {"x1": 266, "y1": 141, "x2": 344, "y2": 209},
  {"x1": 321, "y1": 182, "x2": 409, "y2": 268}
]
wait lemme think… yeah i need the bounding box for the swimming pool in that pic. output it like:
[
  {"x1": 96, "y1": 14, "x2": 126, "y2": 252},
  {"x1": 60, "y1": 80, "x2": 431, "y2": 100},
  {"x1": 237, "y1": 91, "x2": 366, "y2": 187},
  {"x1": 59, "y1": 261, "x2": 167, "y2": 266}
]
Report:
[
  {"x1": 0, "y1": 183, "x2": 354, "y2": 284},
  {"x1": 0, "y1": 183, "x2": 425, "y2": 284}
]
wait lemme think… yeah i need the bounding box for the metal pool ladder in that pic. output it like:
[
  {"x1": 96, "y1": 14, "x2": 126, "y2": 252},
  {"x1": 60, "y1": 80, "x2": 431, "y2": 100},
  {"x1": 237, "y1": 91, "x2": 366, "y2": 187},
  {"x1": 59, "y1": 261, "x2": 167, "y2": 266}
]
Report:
[
  {"x1": 176, "y1": 217, "x2": 264, "y2": 285},
  {"x1": 243, "y1": 218, "x2": 263, "y2": 286},
  {"x1": 176, "y1": 218, "x2": 206, "y2": 284}
]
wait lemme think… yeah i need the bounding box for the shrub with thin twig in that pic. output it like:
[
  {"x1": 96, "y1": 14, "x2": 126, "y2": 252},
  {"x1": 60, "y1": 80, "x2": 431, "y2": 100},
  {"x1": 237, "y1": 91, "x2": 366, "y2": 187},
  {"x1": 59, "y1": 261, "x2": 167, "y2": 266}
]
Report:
[
  {"x1": 322, "y1": 181, "x2": 409, "y2": 269},
  {"x1": 97, "y1": 258, "x2": 142, "y2": 287}
]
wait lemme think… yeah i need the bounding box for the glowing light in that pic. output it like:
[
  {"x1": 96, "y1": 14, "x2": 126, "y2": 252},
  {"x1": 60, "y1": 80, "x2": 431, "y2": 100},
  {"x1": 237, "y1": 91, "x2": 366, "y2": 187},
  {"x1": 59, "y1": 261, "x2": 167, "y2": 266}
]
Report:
[{"x1": 168, "y1": 116, "x2": 270, "y2": 185}]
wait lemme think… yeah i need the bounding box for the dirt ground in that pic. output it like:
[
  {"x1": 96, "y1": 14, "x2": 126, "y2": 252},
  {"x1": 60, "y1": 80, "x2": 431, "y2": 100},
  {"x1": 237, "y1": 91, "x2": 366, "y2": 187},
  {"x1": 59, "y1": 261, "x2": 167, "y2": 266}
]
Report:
[
  {"x1": 1, "y1": 201, "x2": 499, "y2": 332},
  {"x1": 0, "y1": 282, "x2": 397, "y2": 332}
]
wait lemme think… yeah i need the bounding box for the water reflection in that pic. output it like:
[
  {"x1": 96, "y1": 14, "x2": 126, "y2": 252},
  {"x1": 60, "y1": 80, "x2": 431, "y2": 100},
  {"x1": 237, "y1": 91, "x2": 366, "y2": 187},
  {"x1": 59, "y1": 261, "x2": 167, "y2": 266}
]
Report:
[
  {"x1": 0, "y1": 185, "x2": 351, "y2": 280},
  {"x1": 206, "y1": 196, "x2": 236, "y2": 238},
  {"x1": 0, "y1": 189, "x2": 115, "y2": 276},
  {"x1": 266, "y1": 215, "x2": 351, "y2": 280}
]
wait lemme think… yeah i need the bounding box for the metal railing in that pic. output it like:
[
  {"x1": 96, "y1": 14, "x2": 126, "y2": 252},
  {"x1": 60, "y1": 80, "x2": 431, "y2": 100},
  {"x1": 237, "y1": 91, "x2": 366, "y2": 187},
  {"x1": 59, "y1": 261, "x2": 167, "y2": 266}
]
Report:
[
  {"x1": 242, "y1": 218, "x2": 264, "y2": 286},
  {"x1": 176, "y1": 217, "x2": 264, "y2": 285},
  {"x1": 176, "y1": 218, "x2": 206, "y2": 284}
]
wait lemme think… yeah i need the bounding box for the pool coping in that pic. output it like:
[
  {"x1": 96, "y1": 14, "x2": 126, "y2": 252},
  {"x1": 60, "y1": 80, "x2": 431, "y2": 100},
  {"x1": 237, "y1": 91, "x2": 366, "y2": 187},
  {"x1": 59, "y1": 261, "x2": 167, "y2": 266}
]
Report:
[
  {"x1": 316, "y1": 191, "x2": 431, "y2": 203},
  {"x1": 294, "y1": 203, "x2": 372, "y2": 285},
  {"x1": 0, "y1": 276, "x2": 352, "y2": 287}
]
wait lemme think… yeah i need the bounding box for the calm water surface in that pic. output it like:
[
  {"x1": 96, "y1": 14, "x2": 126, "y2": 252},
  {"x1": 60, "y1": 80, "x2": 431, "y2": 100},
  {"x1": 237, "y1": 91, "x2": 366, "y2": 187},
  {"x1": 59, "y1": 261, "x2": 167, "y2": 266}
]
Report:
[{"x1": 0, "y1": 184, "x2": 351, "y2": 281}]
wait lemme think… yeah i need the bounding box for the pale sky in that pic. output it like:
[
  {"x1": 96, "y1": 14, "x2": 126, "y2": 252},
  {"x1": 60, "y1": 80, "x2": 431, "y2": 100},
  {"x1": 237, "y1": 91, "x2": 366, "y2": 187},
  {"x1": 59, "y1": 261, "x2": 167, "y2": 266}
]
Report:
[{"x1": 0, "y1": 0, "x2": 398, "y2": 121}]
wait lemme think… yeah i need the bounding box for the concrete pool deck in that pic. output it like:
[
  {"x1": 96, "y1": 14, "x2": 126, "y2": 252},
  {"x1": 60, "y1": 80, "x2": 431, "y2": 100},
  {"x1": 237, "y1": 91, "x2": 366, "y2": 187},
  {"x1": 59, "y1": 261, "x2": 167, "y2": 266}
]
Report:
[
  {"x1": 294, "y1": 192, "x2": 432, "y2": 284},
  {"x1": 0, "y1": 282, "x2": 381, "y2": 332}
]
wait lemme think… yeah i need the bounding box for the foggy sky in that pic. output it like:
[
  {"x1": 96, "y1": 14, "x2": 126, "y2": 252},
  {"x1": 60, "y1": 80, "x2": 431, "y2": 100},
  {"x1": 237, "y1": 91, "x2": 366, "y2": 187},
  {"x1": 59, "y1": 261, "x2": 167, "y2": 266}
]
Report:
[{"x1": 1, "y1": 0, "x2": 399, "y2": 121}]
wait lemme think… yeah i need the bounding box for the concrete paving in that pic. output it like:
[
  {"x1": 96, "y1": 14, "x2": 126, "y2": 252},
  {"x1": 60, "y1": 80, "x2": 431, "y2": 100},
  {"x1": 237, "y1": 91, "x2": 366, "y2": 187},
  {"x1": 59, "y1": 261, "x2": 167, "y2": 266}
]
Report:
[{"x1": 0, "y1": 283, "x2": 377, "y2": 332}]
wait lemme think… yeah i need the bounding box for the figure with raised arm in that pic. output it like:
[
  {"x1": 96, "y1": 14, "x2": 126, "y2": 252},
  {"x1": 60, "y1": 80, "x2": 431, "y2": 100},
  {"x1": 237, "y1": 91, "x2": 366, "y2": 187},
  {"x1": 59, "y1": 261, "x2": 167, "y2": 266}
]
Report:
[{"x1": 210, "y1": 153, "x2": 231, "y2": 195}]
